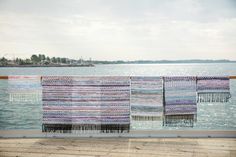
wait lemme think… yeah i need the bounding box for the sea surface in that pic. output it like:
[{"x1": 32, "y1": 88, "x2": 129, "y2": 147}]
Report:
[{"x1": 0, "y1": 63, "x2": 236, "y2": 131}]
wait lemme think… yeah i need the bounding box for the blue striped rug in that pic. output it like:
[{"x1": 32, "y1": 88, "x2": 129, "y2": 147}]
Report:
[
  {"x1": 8, "y1": 76, "x2": 42, "y2": 103},
  {"x1": 163, "y1": 76, "x2": 197, "y2": 127},
  {"x1": 131, "y1": 77, "x2": 163, "y2": 121}
]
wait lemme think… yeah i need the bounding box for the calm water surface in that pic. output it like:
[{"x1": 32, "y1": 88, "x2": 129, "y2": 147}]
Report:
[
  {"x1": 0, "y1": 63, "x2": 236, "y2": 76},
  {"x1": 0, "y1": 63, "x2": 236, "y2": 130}
]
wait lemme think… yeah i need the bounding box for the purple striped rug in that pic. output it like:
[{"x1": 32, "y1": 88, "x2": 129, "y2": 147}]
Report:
[
  {"x1": 163, "y1": 76, "x2": 197, "y2": 127},
  {"x1": 197, "y1": 76, "x2": 231, "y2": 103},
  {"x1": 42, "y1": 76, "x2": 130, "y2": 133}
]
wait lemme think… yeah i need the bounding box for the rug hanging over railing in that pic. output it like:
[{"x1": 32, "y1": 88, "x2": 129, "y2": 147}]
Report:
[
  {"x1": 8, "y1": 76, "x2": 42, "y2": 102},
  {"x1": 131, "y1": 77, "x2": 163, "y2": 121},
  {"x1": 163, "y1": 76, "x2": 197, "y2": 127},
  {"x1": 164, "y1": 115, "x2": 195, "y2": 127},
  {"x1": 197, "y1": 76, "x2": 231, "y2": 103},
  {"x1": 42, "y1": 76, "x2": 130, "y2": 133}
]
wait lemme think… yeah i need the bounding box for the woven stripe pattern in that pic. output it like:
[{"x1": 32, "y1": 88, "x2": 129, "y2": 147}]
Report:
[
  {"x1": 42, "y1": 76, "x2": 130, "y2": 133},
  {"x1": 8, "y1": 76, "x2": 42, "y2": 102},
  {"x1": 131, "y1": 77, "x2": 163, "y2": 121},
  {"x1": 164, "y1": 76, "x2": 197, "y2": 115},
  {"x1": 197, "y1": 76, "x2": 231, "y2": 102}
]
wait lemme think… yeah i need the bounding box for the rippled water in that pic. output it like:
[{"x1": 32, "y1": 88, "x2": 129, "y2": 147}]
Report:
[
  {"x1": 0, "y1": 63, "x2": 236, "y2": 130},
  {"x1": 0, "y1": 63, "x2": 236, "y2": 76}
]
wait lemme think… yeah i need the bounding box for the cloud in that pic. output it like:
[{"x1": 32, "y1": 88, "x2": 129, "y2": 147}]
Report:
[{"x1": 0, "y1": 0, "x2": 236, "y2": 60}]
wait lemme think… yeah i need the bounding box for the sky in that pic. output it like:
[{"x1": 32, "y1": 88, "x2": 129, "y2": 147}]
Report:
[{"x1": 0, "y1": 0, "x2": 236, "y2": 60}]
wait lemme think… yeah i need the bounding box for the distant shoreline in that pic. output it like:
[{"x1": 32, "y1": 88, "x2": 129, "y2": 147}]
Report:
[
  {"x1": 0, "y1": 64, "x2": 95, "y2": 67},
  {"x1": 1, "y1": 59, "x2": 236, "y2": 67},
  {"x1": 1, "y1": 61, "x2": 236, "y2": 67},
  {"x1": 91, "y1": 60, "x2": 236, "y2": 64},
  {"x1": 1, "y1": 54, "x2": 236, "y2": 67}
]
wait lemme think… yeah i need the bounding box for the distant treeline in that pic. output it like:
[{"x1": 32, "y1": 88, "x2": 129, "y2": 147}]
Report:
[
  {"x1": 92, "y1": 59, "x2": 236, "y2": 64},
  {"x1": 0, "y1": 54, "x2": 236, "y2": 66},
  {"x1": 0, "y1": 54, "x2": 83, "y2": 66}
]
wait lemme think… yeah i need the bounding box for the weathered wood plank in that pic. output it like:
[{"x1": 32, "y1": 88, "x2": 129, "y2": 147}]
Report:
[
  {"x1": 1, "y1": 139, "x2": 235, "y2": 151},
  {"x1": 0, "y1": 152, "x2": 95, "y2": 157},
  {"x1": 0, "y1": 138, "x2": 235, "y2": 157}
]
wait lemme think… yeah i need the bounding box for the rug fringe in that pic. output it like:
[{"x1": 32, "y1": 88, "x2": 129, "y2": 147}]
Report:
[
  {"x1": 9, "y1": 92, "x2": 42, "y2": 102},
  {"x1": 197, "y1": 92, "x2": 231, "y2": 103},
  {"x1": 42, "y1": 124, "x2": 130, "y2": 133},
  {"x1": 132, "y1": 115, "x2": 161, "y2": 121},
  {"x1": 163, "y1": 115, "x2": 196, "y2": 127}
]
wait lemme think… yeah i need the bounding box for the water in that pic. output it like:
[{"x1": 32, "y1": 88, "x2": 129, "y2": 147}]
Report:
[
  {"x1": 0, "y1": 63, "x2": 236, "y2": 76},
  {"x1": 0, "y1": 63, "x2": 236, "y2": 131}
]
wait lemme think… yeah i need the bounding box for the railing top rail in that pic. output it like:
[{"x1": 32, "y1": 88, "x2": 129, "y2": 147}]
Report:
[
  {"x1": 230, "y1": 76, "x2": 236, "y2": 79},
  {"x1": 0, "y1": 76, "x2": 8, "y2": 79},
  {"x1": 1, "y1": 76, "x2": 236, "y2": 79}
]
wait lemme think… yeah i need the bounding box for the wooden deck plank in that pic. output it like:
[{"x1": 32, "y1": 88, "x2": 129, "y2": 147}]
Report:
[
  {"x1": 1, "y1": 138, "x2": 235, "y2": 145},
  {"x1": 0, "y1": 140, "x2": 236, "y2": 152},
  {"x1": 0, "y1": 138, "x2": 235, "y2": 157},
  {"x1": 1, "y1": 139, "x2": 235, "y2": 151},
  {"x1": 1, "y1": 130, "x2": 236, "y2": 138},
  {"x1": 0, "y1": 152, "x2": 95, "y2": 157}
]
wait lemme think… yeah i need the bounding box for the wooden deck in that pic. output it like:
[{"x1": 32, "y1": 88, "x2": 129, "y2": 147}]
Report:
[{"x1": 0, "y1": 138, "x2": 236, "y2": 157}]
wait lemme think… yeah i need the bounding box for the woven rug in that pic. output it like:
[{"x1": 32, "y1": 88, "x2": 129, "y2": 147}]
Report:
[
  {"x1": 42, "y1": 76, "x2": 130, "y2": 133},
  {"x1": 163, "y1": 76, "x2": 197, "y2": 127},
  {"x1": 197, "y1": 76, "x2": 231, "y2": 103},
  {"x1": 163, "y1": 115, "x2": 195, "y2": 127},
  {"x1": 164, "y1": 76, "x2": 197, "y2": 115},
  {"x1": 8, "y1": 76, "x2": 42, "y2": 102},
  {"x1": 131, "y1": 77, "x2": 163, "y2": 121}
]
